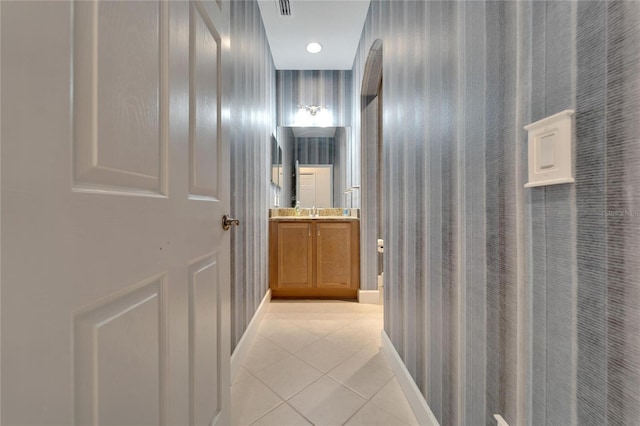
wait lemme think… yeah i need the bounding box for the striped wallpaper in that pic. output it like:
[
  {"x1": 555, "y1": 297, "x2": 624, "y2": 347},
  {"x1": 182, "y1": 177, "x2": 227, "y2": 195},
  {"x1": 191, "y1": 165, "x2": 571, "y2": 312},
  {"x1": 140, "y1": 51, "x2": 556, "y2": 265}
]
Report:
[
  {"x1": 294, "y1": 137, "x2": 335, "y2": 165},
  {"x1": 276, "y1": 70, "x2": 352, "y2": 127},
  {"x1": 350, "y1": 1, "x2": 640, "y2": 425},
  {"x1": 228, "y1": 0, "x2": 276, "y2": 351},
  {"x1": 227, "y1": 3, "x2": 640, "y2": 424}
]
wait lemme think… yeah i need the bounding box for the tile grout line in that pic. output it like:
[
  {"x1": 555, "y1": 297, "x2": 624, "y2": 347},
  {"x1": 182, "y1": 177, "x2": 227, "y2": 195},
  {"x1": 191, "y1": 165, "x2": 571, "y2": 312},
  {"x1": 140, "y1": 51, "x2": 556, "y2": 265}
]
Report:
[
  {"x1": 263, "y1": 354, "x2": 394, "y2": 423},
  {"x1": 236, "y1": 303, "x2": 389, "y2": 425},
  {"x1": 251, "y1": 359, "x2": 325, "y2": 403},
  {"x1": 241, "y1": 313, "x2": 364, "y2": 422},
  {"x1": 331, "y1": 369, "x2": 393, "y2": 402},
  {"x1": 341, "y1": 374, "x2": 417, "y2": 426},
  {"x1": 247, "y1": 401, "x2": 315, "y2": 426},
  {"x1": 242, "y1": 353, "x2": 374, "y2": 424},
  {"x1": 231, "y1": 368, "x2": 286, "y2": 426},
  {"x1": 256, "y1": 329, "x2": 321, "y2": 356}
]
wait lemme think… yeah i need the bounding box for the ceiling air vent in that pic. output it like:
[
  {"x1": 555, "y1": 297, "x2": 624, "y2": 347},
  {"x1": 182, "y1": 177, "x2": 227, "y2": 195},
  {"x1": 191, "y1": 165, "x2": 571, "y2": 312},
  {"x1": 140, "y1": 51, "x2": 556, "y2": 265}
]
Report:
[{"x1": 277, "y1": 0, "x2": 292, "y2": 16}]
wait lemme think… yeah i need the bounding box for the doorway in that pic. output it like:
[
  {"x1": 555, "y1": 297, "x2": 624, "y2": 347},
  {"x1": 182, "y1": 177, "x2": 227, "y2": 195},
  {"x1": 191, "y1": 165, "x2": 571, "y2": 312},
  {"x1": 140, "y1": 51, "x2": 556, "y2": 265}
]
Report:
[
  {"x1": 298, "y1": 165, "x2": 333, "y2": 208},
  {"x1": 360, "y1": 40, "x2": 384, "y2": 304}
]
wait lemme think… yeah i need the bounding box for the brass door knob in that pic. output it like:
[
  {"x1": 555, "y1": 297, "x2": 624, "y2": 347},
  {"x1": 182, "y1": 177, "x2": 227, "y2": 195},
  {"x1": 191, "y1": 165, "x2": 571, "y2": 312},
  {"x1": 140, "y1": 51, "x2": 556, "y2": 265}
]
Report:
[{"x1": 222, "y1": 215, "x2": 240, "y2": 230}]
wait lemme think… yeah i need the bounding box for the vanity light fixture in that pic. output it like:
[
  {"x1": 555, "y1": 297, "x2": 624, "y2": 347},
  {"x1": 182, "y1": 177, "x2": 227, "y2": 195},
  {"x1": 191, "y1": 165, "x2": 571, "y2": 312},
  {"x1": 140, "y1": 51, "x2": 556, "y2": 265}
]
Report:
[
  {"x1": 306, "y1": 42, "x2": 322, "y2": 53},
  {"x1": 297, "y1": 104, "x2": 325, "y2": 116}
]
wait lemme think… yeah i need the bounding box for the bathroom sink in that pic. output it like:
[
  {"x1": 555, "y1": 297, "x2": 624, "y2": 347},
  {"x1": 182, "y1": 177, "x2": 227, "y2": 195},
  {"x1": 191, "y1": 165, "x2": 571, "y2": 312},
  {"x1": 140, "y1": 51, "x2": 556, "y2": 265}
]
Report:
[
  {"x1": 270, "y1": 215, "x2": 358, "y2": 220},
  {"x1": 269, "y1": 208, "x2": 359, "y2": 220}
]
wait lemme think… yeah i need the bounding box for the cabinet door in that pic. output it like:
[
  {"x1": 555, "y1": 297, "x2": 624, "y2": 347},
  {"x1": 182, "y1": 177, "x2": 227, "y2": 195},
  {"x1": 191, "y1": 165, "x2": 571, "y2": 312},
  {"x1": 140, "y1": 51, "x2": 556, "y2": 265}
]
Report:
[
  {"x1": 277, "y1": 222, "x2": 314, "y2": 288},
  {"x1": 316, "y1": 222, "x2": 357, "y2": 289}
]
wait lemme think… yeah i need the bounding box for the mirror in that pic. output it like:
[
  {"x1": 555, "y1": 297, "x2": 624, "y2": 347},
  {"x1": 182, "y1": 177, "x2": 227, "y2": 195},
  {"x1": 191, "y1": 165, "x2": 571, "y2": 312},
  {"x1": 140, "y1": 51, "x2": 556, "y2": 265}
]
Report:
[
  {"x1": 270, "y1": 134, "x2": 281, "y2": 188},
  {"x1": 277, "y1": 126, "x2": 349, "y2": 208},
  {"x1": 270, "y1": 134, "x2": 283, "y2": 207}
]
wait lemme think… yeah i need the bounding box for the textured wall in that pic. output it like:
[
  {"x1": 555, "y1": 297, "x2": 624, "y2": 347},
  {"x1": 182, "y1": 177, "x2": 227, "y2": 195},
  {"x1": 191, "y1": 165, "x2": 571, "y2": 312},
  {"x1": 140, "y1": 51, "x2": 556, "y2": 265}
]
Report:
[
  {"x1": 295, "y1": 137, "x2": 335, "y2": 165},
  {"x1": 276, "y1": 70, "x2": 352, "y2": 127},
  {"x1": 359, "y1": 93, "x2": 381, "y2": 291},
  {"x1": 229, "y1": 0, "x2": 276, "y2": 351},
  {"x1": 351, "y1": 1, "x2": 640, "y2": 425},
  {"x1": 334, "y1": 127, "x2": 348, "y2": 208},
  {"x1": 575, "y1": 2, "x2": 640, "y2": 424}
]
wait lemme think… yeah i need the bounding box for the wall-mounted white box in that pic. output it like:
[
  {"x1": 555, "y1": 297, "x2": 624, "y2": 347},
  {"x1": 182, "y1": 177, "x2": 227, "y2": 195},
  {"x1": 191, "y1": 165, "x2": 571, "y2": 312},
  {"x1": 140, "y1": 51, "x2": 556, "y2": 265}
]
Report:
[{"x1": 524, "y1": 109, "x2": 575, "y2": 188}]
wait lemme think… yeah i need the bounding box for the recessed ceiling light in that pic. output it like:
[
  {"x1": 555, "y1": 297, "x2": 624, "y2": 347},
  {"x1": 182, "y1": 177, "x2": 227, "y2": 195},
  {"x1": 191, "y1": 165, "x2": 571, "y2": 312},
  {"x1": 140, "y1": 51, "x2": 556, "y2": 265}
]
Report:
[{"x1": 306, "y1": 42, "x2": 322, "y2": 54}]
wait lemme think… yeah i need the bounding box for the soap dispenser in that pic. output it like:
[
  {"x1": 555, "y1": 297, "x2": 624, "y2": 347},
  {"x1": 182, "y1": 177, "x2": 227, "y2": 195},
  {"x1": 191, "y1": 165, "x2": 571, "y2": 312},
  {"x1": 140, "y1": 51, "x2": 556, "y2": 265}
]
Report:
[{"x1": 294, "y1": 200, "x2": 301, "y2": 216}]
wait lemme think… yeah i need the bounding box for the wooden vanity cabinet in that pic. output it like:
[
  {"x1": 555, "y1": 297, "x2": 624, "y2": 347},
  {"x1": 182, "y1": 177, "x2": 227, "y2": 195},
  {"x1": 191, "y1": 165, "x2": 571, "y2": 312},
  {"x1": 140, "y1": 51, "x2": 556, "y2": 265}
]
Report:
[
  {"x1": 269, "y1": 219, "x2": 359, "y2": 298},
  {"x1": 274, "y1": 222, "x2": 313, "y2": 289}
]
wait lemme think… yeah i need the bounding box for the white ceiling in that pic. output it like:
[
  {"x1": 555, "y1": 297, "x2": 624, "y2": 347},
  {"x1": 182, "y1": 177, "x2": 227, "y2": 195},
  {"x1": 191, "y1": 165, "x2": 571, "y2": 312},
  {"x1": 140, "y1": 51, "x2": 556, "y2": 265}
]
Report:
[{"x1": 257, "y1": 0, "x2": 371, "y2": 70}]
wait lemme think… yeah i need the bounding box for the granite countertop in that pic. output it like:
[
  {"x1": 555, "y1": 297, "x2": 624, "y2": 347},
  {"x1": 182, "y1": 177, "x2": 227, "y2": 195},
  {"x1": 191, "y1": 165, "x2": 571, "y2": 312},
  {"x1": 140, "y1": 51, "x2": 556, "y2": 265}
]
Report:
[
  {"x1": 269, "y1": 207, "x2": 360, "y2": 221},
  {"x1": 269, "y1": 216, "x2": 359, "y2": 221}
]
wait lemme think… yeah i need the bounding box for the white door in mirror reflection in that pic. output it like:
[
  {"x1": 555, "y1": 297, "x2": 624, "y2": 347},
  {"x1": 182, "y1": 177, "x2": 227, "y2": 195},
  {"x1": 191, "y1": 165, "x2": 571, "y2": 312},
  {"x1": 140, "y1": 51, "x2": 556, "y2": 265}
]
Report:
[{"x1": 299, "y1": 166, "x2": 332, "y2": 207}]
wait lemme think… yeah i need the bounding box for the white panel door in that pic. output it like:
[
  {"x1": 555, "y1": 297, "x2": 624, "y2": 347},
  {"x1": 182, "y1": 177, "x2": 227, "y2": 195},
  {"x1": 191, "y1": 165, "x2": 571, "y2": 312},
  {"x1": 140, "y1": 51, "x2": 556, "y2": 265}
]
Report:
[
  {"x1": 1, "y1": 1, "x2": 231, "y2": 425},
  {"x1": 299, "y1": 166, "x2": 332, "y2": 208},
  {"x1": 299, "y1": 173, "x2": 317, "y2": 208}
]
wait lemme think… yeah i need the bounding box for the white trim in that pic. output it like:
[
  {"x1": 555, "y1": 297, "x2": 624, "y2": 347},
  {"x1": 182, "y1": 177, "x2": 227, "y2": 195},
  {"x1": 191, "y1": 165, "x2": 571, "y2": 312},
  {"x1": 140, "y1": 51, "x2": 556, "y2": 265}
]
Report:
[
  {"x1": 0, "y1": 2, "x2": 3, "y2": 418},
  {"x1": 381, "y1": 330, "x2": 440, "y2": 426},
  {"x1": 357, "y1": 289, "x2": 379, "y2": 304},
  {"x1": 494, "y1": 414, "x2": 510, "y2": 426},
  {"x1": 230, "y1": 289, "x2": 271, "y2": 383}
]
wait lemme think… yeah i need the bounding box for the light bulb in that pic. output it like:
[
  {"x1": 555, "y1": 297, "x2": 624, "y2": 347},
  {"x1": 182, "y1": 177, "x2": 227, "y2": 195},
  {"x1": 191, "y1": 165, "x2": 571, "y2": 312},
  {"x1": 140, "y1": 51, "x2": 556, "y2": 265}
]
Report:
[{"x1": 306, "y1": 42, "x2": 322, "y2": 54}]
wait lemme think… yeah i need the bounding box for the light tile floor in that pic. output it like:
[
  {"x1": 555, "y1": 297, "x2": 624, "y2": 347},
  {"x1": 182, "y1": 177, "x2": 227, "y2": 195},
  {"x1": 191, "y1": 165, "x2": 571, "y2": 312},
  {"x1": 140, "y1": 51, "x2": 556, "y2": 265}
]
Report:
[{"x1": 231, "y1": 300, "x2": 420, "y2": 426}]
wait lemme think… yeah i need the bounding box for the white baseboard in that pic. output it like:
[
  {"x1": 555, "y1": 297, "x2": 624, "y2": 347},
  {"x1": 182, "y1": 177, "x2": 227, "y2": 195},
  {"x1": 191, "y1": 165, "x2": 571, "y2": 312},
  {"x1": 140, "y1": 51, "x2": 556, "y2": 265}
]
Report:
[
  {"x1": 381, "y1": 330, "x2": 440, "y2": 426},
  {"x1": 230, "y1": 289, "x2": 271, "y2": 383},
  {"x1": 494, "y1": 414, "x2": 510, "y2": 426},
  {"x1": 358, "y1": 289, "x2": 380, "y2": 304}
]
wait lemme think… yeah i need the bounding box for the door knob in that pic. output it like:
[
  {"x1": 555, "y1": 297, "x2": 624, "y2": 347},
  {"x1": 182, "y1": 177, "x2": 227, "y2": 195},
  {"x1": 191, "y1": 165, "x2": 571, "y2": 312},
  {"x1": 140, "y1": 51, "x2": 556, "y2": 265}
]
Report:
[{"x1": 222, "y1": 215, "x2": 240, "y2": 230}]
